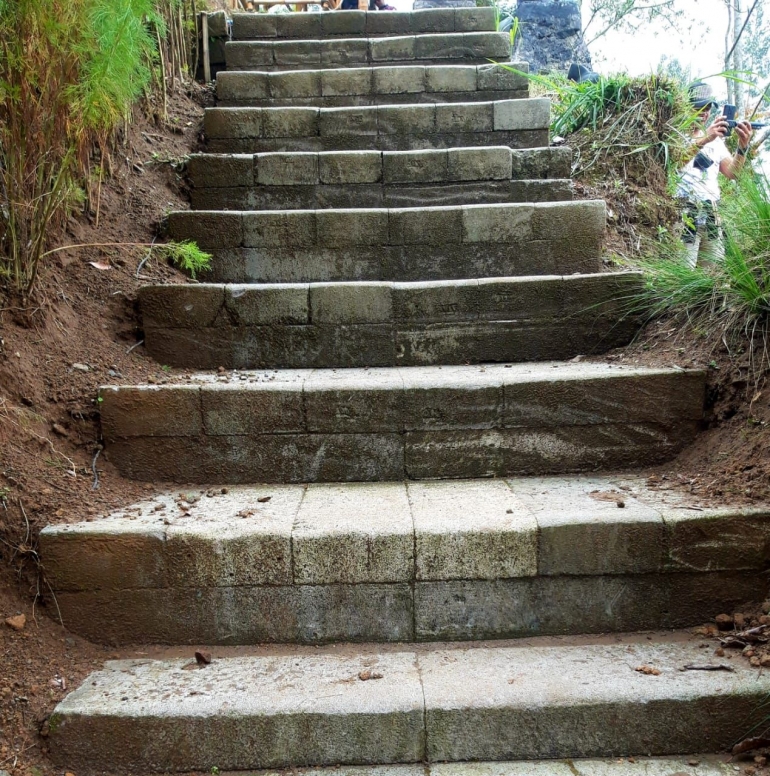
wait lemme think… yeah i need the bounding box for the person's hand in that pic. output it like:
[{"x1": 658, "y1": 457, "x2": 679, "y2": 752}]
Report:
[
  {"x1": 734, "y1": 120, "x2": 753, "y2": 150},
  {"x1": 704, "y1": 116, "x2": 729, "y2": 143}
]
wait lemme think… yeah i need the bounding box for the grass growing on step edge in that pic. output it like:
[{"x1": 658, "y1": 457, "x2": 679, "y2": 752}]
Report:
[
  {"x1": 633, "y1": 171, "x2": 770, "y2": 377},
  {"x1": 501, "y1": 68, "x2": 697, "y2": 257}
]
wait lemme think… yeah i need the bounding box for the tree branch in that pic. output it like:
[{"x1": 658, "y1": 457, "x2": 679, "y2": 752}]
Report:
[{"x1": 725, "y1": 0, "x2": 761, "y2": 66}]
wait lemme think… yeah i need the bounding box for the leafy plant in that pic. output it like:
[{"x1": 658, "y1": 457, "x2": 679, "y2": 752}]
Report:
[
  {"x1": 634, "y1": 172, "x2": 770, "y2": 374},
  {"x1": 0, "y1": 0, "x2": 159, "y2": 301},
  {"x1": 158, "y1": 241, "x2": 211, "y2": 279}
]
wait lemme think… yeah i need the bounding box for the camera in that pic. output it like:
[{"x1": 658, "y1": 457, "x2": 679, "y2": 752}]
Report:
[{"x1": 721, "y1": 103, "x2": 768, "y2": 137}]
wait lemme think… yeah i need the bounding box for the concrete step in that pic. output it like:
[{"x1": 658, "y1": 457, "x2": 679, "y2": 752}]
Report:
[
  {"x1": 225, "y1": 33, "x2": 511, "y2": 72},
  {"x1": 202, "y1": 98, "x2": 550, "y2": 153},
  {"x1": 231, "y1": 8, "x2": 497, "y2": 39},
  {"x1": 41, "y1": 476, "x2": 770, "y2": 644},
  {"x1": 98, "y1": 362, "x2": 704, "y2": 483},
  {"x1": 138, "y1": 272, "x2": 640, "y2": 369},
  {"x1": 166, "y1": 200, "x2": 604, "y2": 283},
  {"x1": 48, "y1": 639, "x2": 770, "y2": 772},
  {"x1": 216, "y1": 64, "x2": 529, "y2": 107},
  {"x1": 188, "y1": 147, "x2": 572, "y2": 210}
]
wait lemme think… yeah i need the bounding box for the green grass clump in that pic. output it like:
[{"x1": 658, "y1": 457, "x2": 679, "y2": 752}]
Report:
[
  {"x1": 0, "y1": 0, "x2": 159, "y2": 300},
  {"x1": 636, "y1": 172, "x2": 770, "y2": 370},
  {"x1": 160, "y1": 241, "x2": 211, "y2": 279}
]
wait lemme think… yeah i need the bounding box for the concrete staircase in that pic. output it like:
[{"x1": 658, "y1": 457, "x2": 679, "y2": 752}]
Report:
[{"x1": 44, "y1": 8, "x2": 770, "y2": 774}]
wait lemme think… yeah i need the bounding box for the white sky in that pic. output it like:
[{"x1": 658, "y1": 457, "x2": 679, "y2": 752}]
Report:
[{"x1": 585, "y1": 0, "x2": 731, "y2": 98}]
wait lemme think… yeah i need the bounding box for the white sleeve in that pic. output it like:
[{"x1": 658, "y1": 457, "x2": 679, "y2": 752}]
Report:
[{"x1": 712, "y1": 138, "x2": 732, "y2": 164}]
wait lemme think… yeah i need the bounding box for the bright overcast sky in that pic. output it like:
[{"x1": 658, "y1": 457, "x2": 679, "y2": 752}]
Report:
[{"x1": 586, "y1": 0, "x2": 731, "y2": 97}]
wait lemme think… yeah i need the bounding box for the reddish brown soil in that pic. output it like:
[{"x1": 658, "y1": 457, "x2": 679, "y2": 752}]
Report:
[{"x1": 1, "y1": 81, "x2": 769, "y2": 776}]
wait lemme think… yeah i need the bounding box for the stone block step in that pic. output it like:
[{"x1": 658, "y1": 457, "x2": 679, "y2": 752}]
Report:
[
  {"x1": 216, "y1": 64, "x2": 529, "y2": 107},
  {"x1": 225, "y1": 33, "x2": 510, "y2": 72},
  {"x1": 48, "y1": 639, "x2": 770, "y2": 772},
  {"x1": 98, "y1": 362, "x2": 704, "y2": 483},
  {"x1": 41, "y1": 476, "x2": 770, "y2": 644},
  {"x1": 139, "y1": 272, "x2": 640, "y2": 369},
  {"x1": 231, "y1": 8, "x2": 497, "y2": 39},
  {"x1": 202, "y1": 98, "x2": 550, "y2": 153},
  {"x1": 166, "y1": 200, "x2": 604, "y2": 283},
  {"x1": 188, "y1": 147, "x2": 572, "y2": 210}
]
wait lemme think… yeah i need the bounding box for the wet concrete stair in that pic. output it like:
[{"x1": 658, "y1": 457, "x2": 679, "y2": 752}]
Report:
[
  {"x1": 217, "y1": 64, "x2": 530, "y2": 107},
  {"x1": 47, "y1": 639, "x2": 770, "y2": 772},
  {"x1": 98, "y1": 363, "x2": 705, "y2": 483},
  {"x1": 138, "y1": 272, "x2": 641, "y2": 369},
  {"x1": 187, "y1": 147, "x2": 573, "y2": 209},
  {"x1": 203, "y1": 98, "x2": 550, "y2": 152},
  {"x1": 44, "y1": 8, "x2": 763, "y2": 774},
  {"x1": 42, "y1": 476, "x2": 770, "y2": 645}
]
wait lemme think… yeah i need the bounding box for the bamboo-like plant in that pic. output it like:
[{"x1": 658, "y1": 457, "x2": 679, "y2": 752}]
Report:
[{"x1": 0, "y1": 0, "x2": 157, "y2": 300}]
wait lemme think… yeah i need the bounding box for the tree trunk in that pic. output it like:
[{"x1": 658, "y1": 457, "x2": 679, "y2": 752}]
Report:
[
  {"x1": 725, "y1": 0, "x2": 735, "y2": 104},
  {"x1": 733, "y1": 0, "x2": 744, "y2": 111}
]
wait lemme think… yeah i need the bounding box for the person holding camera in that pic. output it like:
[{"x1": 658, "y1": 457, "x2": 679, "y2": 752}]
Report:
[{"x1": 677, "y1": 81, "x2": 753, "y2": 267}]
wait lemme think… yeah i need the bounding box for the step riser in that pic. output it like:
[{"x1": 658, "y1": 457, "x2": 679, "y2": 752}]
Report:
[
  {"x1": 100, "y1": 423, "x2": 700, "y2": 483},
  {"x1": 216, "y1": 65, "x2": 529, "y2": 107},
  {"x1": 225, "y1": 34, "x2": 511, "y2": 71},
  {"x1": 167, "y1": 201, "x2": 605, "y2": 283},
  {"x1": 99, "y1": 368, "x2": 704, "y2": 483},
  {"x1": 48, "y1": 643, "x2": 770, "y2": 772},
  {"x1": 208, "y1": 130, "x2": 549, "y2": 153},
  {"x1": 48, "y1": 572, "x2": 761, "y2": 645},
  {"x1": 191, "y1": 179, "x2": 573, "y2": 210},
  {"x1": 139, "y1": 274, "x2": 639, "y2": 369},
  {"x1": 188, "y1": 148, "x2": 572, "y2": 189},
  {"x1": 219, "y1": 90, "x2": 530, "y2": 107},
  {"x1": 200, "y1": 242, "x2": 600, "y2": 283},
  {"x1": 187, "y1": 146, "x2": 572, "y2": 210},
  {"x1": 202, "y1": 100, "x2": 551, "y2": 154},
  {"x1": 231, "y1": 8, "x2": 497, "y2": 39},
  {"x1": 142, "y1": 318, "x2": 636, "y2": 370}
]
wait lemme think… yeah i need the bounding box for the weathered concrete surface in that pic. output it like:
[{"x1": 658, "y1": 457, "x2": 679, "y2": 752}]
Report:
[
  {"x1": 216, "y1": 64, "x2": 529, "y2": 107},
  {"x1": 167, "y1": 200, "x2": 604, "y2": 283},
  {"x1": 231, "y1": 9, "x2": 497, "y2": 39},
  {"x1": 139, "y1": 273, "x2": 640, "y2": 369},
  {"x1": 225, "y1": 33, "x2": 511, "y2": 72},
  {"x1": 97, "y1": 364, "x2": 704, "y2": 482},
  {"x1": 421, "y1": 641, "x2": 770, "y2": 761},
  {"x1": 188, "y1": 147, "x2": 573, "y2": 210},
  {"x1": 42, "y1": 476, "x2": 768, "y2": 644},
  {"x1": 201, "y1": 99, "x2": 550, "y2": 152},
  {"x1": 49, "y1": 651, "x2": 425, "y2": 771},
  {"x1": 218, "y1": 762, "x2": 735, "y2": 776},
  {"x1": 48, "y1": 642, "x2": 770, "y2": 771}
]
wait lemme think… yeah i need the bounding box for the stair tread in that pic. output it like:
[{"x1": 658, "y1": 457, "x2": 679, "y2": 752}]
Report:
[
  {"x1": 42, "y1": 474, "x2": 770, "y2": 589},
  {"x1": 231, "y1": 8, "x2": 498, "y2": 39},
  {"x1": 49, "y1": 638, "x2": 770, "y2": 771},
  {"x1": 213, "y1": 757, "x2": 737, "y2": 776},
  {"x1": 216, "y1": 63, "x2": 529, "y2": 107},
  {"x1": 104, "y1": 360, "x2": 701, "y2": 391}
]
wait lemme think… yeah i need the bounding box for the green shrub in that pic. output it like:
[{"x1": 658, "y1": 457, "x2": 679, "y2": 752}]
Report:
[
  {"x1": 636, "y1": 172, "x2": 770, "y2": 368},
  {"x1": 0, "y1": 0, "x2": 158, "y2": 300}
]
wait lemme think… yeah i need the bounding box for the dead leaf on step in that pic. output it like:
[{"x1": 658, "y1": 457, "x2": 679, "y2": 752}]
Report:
[
  {"x1": 88, "y1": 261, "x2": 111, "y2": 270},
  {"x1": 634, "y1": 665, "x2": 661, "y2": 675},
  {"x1": 589, "y1": 490, "x2": 625, "y2": 508},
  {"x1": 732, "y1": 736, "x2": 770, "y2": 756},
  {"x1": 358, "y1": 670, "x2": 383, "y2": 681},
  {"x1": 195, "y1": 650, "x2": 212, "y2": 666}
]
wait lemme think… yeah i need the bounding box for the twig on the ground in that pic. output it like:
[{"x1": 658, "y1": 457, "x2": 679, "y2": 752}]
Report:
[
  {"x1": 135, "y1": 237, "x2": 156, "y2": 278},
  {"x1": 126, "y1": 339, "x2": 144, "y2": 354},
  {"x1": 91, "y1": 445, "x2": 102, "y2": 490}
]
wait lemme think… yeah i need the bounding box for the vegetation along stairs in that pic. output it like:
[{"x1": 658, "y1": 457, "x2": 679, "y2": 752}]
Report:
[{"x1": 43, "y1": 8, "x2": 770, "y2": 775}]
